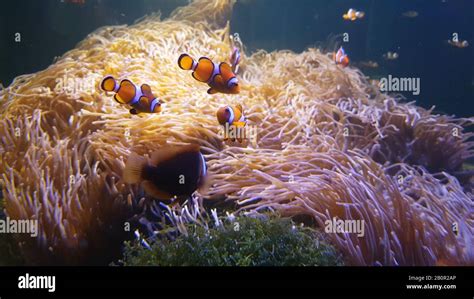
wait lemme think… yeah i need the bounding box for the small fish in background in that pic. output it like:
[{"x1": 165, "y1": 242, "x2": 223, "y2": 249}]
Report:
[
  {"x1": 124, "y1": 144, "x2": 208, "y2": 203},
  {"x1": 333, "y1": 47, "x2": 350, "y2": 68},
  {"x1": 61, "y1": 0, "x2": 86, "y2": 5},
  {"x1": 178, "y1": 54, "x2": 240, "y2": 95},
  {"x1": 100, "y1": 76, "x2": 163, "y2": 115},
  {"x1": 343, "y1": 8, "x2": 365, "y2": 21},
  {"x1": 447, "y1": 39, "x2": 469, "y2": 48},
  {"x1": 358, "y1": 60, "x2": 379, "y2": 68},
  {"x1": 402, "y1": 11, "x2": 419, "y2": 18},
  {"x1": 383, "y1": 51, "x2": 399, "y2": 60},
  {"x1": 229, "y1": 47, "x2": 241, "y2": 74}
]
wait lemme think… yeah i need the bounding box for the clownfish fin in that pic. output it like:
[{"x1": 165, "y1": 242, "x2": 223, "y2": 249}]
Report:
[
  {"x1": 220, "y1": 62, "x2": 233, "y2": 73},
  {"x1": 192, "y1": 57, "x2": 214, "y2": 82},
  {"x1": 219, "y1": 62, "x2": 235, "y2": 82},
  {"x1": 207, "y1": 87, "x2": 218, "y2": 94},
  {"x1": 114, "y1": 94, "x2": 123, "y2": 104},
  {"x1": 233, "y1": 121, "x2": 246, "y2": 128},
  {"x1": 236, "y1": 104, "x2": 243, "y2": 113},
  {"x1": 150, "y1": 147, "x2": 177, "y2": 166},
  {"x1": 140, "y1": 84, "x2": 154, "y2": 99},
  {"x1": 212, "y1": 74, "x2": 225, "y2": 86},
  {"x1": 139, "y1": 96, "x2": 150, "y2": 107},
  {"x1": 129, "y1": 108, "x2": 138, "y2": 115},
  {"x1": 142, "y1": 181, "x2": 174, "y2": 200},
  {"x1": 149, "y1": 144, "x2": 201, "y2": 167},
  {"x1": 101, "y1": 75, "x2": 117, "y2": 92},
  {"x1": 123, "y1": 153, "x2": 148, "y2": 184},
  {"x1": 178, "y1": 53, "x2": 195, "y2": 70},
  {"x1": 197, "y1": 170, "x2": 212, "y2": 196}
]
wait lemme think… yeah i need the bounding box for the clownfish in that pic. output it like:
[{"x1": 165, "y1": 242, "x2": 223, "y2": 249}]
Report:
[
  {"x1": 343, "y1": 8, "x2": 365, "y2": 21},
  {"x1": 333, "y1": 47, "x2": 350, "y2": 68},
  {"x1": 124, "y1": 144, "x2": 208, "y2": 203},
  {"x1": 217, "y1": 104, "x2": 247, "y2": 142},
  {"x1": 217, "y1": 104, "x2": 247, "y2": 128},
  {"x1": 178, "y1": 54, "x2": 240, "y2": 95},
  {"x1": 100, "y1": 76, "x2": 162, "y2": 114}
]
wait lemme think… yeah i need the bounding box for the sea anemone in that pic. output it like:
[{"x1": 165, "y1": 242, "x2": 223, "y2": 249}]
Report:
[{"x1": 0, "y1": 0, "x2": 472, "y2": 265}]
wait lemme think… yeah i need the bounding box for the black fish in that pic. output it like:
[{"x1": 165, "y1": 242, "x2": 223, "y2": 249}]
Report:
[{"x1": 124, "y1": 144, "x2": 207, "y2": 202}]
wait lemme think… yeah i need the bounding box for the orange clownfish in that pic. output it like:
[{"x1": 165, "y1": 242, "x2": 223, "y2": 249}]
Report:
[
  {"x1": 217, "y1": 104, "x2": 247, "y2": 128},
  {"x1": 178, "y1": 54, "x2": 240, "y2": 95},
  {"x1": 100, "y1": 76, "x2": 162, "y2": 115},
  {"x1": 333, "y1": 47, "x2": 350, "y2": 68},
  {"x1": 343, "y1": 8, "x2": 365, "y2": 21},
  {"x1": 217, "y1": 104, "x2": 247, "y2": 142}
]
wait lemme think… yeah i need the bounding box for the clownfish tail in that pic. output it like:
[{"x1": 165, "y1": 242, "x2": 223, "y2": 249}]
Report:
[
  {"x1": 178, "y1": 53, "x2": 196, "y2": 71},
  {"x1": 100, "y1": 75, "x2": 118, "y2": 92},
  {"x1": 123, "y1": 152, "x2": 148, "y2": 184}
]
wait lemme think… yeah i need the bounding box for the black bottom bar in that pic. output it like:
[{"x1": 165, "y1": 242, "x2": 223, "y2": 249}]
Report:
[{"x1": 0, "y1": 266, "x2": 472, "y2": 298}]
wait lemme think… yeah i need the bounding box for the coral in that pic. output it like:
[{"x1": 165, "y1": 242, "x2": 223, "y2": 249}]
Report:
[
  {"x1": 0, "y1": 0, "x2": 472, "y2": 265},
  {"x1": 120, "y1": 215, "x2": 343, "y2": 266}
]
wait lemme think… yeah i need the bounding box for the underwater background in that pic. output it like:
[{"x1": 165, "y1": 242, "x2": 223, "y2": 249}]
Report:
[
  {"x1": 0, "y1": 0, "x2": 473, "y2": 266},
  {"x1": 1, "y1": 0, "x2": 473, "y2": 116}
]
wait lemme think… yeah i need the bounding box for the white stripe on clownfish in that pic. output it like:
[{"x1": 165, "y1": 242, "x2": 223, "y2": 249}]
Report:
[
  {"x1": 149, "y1": 97, "x2": 160, "y2": 112},
  {"x1": 112, "y1": 81, "x2": 119, "y2": 93},
  {"x1": 209, "y1": 62, "x2": 221, "y2": 84},
  {"x1": 227, "y1": 106, "x2": 235, "y2": 124},
  {"x1": 339, "y1": 54, "x2": 345, "y2": 63},
  {"x1": 227, "y1": 77, "x2": 238, "y2": 88},
  {"x1": 129, "y1": 84, "x2": 142, "y2": 106}
]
